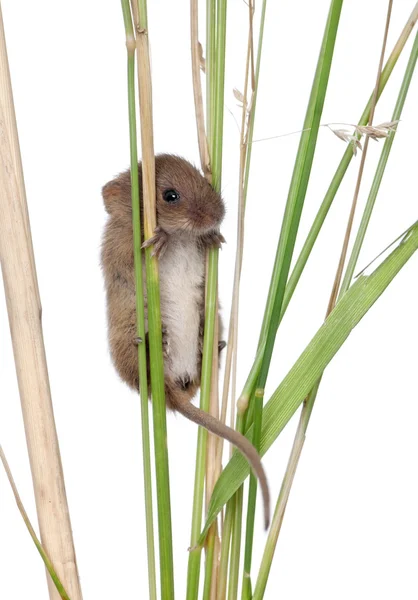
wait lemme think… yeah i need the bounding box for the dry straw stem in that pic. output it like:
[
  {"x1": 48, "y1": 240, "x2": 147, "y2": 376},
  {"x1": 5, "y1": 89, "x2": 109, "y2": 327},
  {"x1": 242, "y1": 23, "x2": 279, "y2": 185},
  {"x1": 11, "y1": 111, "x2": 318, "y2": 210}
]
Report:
[
  {"x1": 191, "y1": 0, "x2": 211, "y2": 180},
  {"x1": 0, "y1": 5, "x2": 40, "y2": 308},
  {"x1": 0, "y1": 13, "x2": 82, "y2": 600},
  {"x1": 0, "y1": 447, "x2": 71, "y2": 600},
  {"x1": 218, "y1": 0, "x2": 254, "y2": 468}
]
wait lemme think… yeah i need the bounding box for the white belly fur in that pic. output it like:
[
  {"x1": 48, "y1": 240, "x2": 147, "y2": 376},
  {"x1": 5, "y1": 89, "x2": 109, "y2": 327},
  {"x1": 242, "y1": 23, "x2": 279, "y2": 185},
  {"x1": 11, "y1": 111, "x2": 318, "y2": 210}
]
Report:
[{"x1": 158, "y1": 235, "x2": 204, "y2": 383}]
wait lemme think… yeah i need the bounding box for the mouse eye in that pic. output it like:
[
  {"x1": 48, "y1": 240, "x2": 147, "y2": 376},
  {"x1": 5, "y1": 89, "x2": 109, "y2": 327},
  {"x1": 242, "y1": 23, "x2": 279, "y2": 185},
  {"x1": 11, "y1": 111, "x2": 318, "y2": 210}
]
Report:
[{"x1": 163, "y1": 189, "x2": 180, "y2": 203}]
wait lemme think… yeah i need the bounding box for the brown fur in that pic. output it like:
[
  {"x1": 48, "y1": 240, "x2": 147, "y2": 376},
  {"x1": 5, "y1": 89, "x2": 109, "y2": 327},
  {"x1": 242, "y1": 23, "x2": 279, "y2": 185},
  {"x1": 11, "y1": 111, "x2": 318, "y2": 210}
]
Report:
[{"x1": 101, "y1": 154, "x2": 270, "y2": 528}]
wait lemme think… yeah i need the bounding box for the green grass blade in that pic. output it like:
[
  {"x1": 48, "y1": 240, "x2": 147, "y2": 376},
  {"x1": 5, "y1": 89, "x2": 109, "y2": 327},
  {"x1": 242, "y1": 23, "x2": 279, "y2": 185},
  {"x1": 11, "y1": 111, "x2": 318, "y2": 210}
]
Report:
[
  {"x1": 242, "y1": 0, "x2": 344, "y2": 585},
  {"x1": 186, "y1": 1, "x2": 227, "y2": 596},
  {"x1": 133, "y1": 0, "x2": 175, "y2": 597},
  {"x1": 144, "y1": 158, "x2": 175, "y2": 600},
  {"x1": 121, "y1": 3, "x2": 157, "y2": 597},
  {"x1": 256, "y1": 0, "x2": 343, "y2": 343},
  {"x1": 186, "y1": 251, "x2": 219, "y2": 600},
  {"x1": 199, "y1": 221, "x2": 418, "y2": 542},
  {"x1": 340, "y1": 28, "x2": 418, "y2": 295},
  {"x1": 0, "y1": 447, "x2": 71, "y2": 600}
]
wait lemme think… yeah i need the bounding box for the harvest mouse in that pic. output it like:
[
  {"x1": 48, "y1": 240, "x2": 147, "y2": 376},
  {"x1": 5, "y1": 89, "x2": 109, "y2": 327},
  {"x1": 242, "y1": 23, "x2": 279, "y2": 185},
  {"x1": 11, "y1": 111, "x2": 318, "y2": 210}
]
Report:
[{"x1": 101, "y1": 154, "x2": 270, "y2": 528}]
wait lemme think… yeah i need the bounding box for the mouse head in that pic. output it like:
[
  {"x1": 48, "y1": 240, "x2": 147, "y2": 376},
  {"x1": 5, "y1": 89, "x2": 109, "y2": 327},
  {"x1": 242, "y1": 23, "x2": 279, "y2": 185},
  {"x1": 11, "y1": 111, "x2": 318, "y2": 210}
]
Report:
[
  {"x1": 102, "y1": 155, "x2": 225, "y2": 235},
  {"x1": 155, "y1": 154, "x2": 225, "y2": 236}
]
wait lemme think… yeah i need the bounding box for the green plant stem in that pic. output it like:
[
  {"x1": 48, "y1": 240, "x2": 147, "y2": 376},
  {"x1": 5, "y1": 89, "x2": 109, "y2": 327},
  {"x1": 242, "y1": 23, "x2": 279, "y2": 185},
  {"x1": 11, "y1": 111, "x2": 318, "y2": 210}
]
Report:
[
  {"x1": 228, "y1": 488, "x2": 243, "y2": 600},
  {"x1": 187, "y1": 0, "x2": 227, "y2": 595},
  {"x1": 0, "y1": 447, "x2": 71, "y2": 600},
  {"x1": 237, "y1": 0, "x2": 418, "y2": 414},
  {"x1": 203, "y1": 523, "x2": 217, "y2": 600},
  {"x1": 256, "y1": 0, "x2": 344, "y2": 344},
  {"x1": 132, "y1": 0, "x2": 175, "y2": 597},
  {"x1": 242, "y1": 0, "x2": 343, "y2": 585},
  {"x1": 186, "y1": 252, "x2": 219, "y2": 600},
  {"x1": 217, "y1": 501, "x2": 234, "y2": 600},
  {"x1": 340, "y1": 27, "x2": 418, "y2": 296},
  {"x1": 121, "y1": 4, "x2": 157, "y2": 598}
]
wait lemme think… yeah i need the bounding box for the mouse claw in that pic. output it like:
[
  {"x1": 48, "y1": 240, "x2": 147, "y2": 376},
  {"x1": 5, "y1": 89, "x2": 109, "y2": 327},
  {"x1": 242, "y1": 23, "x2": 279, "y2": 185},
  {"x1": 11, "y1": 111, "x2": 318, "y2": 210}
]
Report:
[
  {"x1": 199, "y1": 230, "x2": 226, "y2": 250},
  {"x1": 142, "y1": 227, "x2": 169, "y2": 259},
  {"x1": 133, "y1": 336, "x2": 143, "y2": 345},
  {"x1": 218, "y1": 340, "x2": 226, "y2": 352}
]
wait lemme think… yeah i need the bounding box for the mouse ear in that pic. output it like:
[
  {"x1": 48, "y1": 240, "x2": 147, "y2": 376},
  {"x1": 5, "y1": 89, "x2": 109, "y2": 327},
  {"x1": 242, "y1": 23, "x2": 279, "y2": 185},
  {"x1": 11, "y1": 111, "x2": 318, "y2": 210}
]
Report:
[
  {"x1": 102, "y1": 179, "x2": 122, "y2": 214},
  {"x1": 102, "y1": 172, "x2": 133, "y2": 216}
]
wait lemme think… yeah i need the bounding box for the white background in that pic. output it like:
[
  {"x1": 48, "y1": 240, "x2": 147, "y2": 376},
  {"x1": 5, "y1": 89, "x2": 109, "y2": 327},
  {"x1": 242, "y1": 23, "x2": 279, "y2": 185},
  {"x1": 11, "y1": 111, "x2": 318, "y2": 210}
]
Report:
[{"x1": 1, "y1": 0, "x2": 418, "y2": 598}]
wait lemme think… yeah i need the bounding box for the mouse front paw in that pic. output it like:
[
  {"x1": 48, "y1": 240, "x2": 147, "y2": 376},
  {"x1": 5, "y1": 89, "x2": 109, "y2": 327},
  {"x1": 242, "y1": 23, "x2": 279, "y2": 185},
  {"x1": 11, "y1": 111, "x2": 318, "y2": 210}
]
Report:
[
  {"x1": 199, "y1": 230, "x2": 226, "y2": 250},
  {"x1": 142, "y1": 226, "x2": 169, "y2": 259}
]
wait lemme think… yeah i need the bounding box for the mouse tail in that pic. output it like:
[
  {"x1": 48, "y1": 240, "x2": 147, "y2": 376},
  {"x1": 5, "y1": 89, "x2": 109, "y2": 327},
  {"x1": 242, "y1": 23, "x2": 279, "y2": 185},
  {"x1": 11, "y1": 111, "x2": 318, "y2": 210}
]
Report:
[{"x1": 173, "y1": 398, "x2": 270, "y2": 530}]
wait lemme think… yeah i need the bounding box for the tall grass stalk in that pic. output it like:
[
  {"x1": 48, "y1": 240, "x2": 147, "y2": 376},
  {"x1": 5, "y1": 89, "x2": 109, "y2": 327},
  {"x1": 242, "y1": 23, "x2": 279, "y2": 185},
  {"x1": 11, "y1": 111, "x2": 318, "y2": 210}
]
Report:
[
  {"x1": 120, "y1": 2, "x2": 157, "y2": 598},
  {"x1": 219, "y1": 7, "x2": 256, "y2": 597},
  {"x1": 187, "y1": 251, "x2": 219, "y2": 600},
  {"x1": 204, "y1": 310, "x2": 222, "y2": 599},
  {"x1": 0, "y1": 447, "x2": 71, "y2": 600},
  {"x1": 130, "y1": 0, "x2": 175, "y2": 597},
  {"x1": 218, "y1": 1, "x2": 254, "y2": 449},
  {"x1": 242, "y1": 2, "x2": 344, "y2": 590},
  {"x1": 218, "y1": 3, "x2": 267, "y2": 594},
  {"x1": 187, "y1": 0, "x2": 227, "y2": 597}
]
